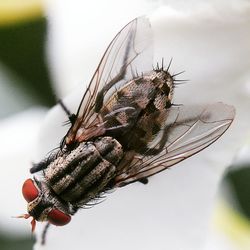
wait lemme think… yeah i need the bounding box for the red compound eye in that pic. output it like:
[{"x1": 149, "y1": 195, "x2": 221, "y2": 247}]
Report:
[
  {"x1": 22, "y1": 178, "x2": 39, "y2": 202},
  {"x1": 47, "y1": 209, "x2": 71, "y2": 226}
]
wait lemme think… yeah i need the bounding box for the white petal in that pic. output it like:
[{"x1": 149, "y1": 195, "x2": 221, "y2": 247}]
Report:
[{"x1": 45, "y1": 0, "x2": 156, "y2": 98}]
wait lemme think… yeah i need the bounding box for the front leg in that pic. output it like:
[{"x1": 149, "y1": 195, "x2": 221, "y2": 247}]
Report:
[
  {"x1": 41, "y1": 222, "x2": 50, "y2": 245},
  {"x1": 30, "y1": 161, "x2": 47, "y2": 174},
  {"x1": 30, "y1": 152, "x2": 58, "y2": 174}
]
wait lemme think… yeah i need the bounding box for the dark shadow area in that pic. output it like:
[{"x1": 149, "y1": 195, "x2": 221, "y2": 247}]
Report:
[
  {"x1": 0, "y1": 17, "x2": 56, "y2": 107},
  {"x1": 225, "y1": 165, "x2": 250, "y2": 219},
  {"x1": 0, "y1": 233, "x2": 34, "y2": 250}
]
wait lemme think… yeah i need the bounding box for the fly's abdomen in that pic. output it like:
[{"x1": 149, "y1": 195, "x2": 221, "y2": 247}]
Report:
[
  {"x1": 101, "y1": 70, "x2": 174, "y2": 152},
  {"x1": 44, "y1": 137, "x2": 123, "y2": 205}
]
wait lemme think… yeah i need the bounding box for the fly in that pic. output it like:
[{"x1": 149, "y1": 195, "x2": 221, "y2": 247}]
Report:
[{"x1": 17, "y1": 16, "x2": 235, "y2": 244}]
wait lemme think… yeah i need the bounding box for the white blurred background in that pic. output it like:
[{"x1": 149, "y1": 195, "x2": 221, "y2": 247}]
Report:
[{"x1": 0, "y1": 1, "x2": 249, "y2": 250}]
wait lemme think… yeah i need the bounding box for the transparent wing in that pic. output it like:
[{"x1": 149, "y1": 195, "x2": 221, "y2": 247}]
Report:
[
  {"x1": 115, "y1": 102, "x2": 235, "y2": 187},
  {"x1": 66, "y1": 16, "x2": 153, "y2": 144}
]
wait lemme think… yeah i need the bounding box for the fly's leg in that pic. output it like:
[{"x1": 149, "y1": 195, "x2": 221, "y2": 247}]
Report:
[
  {"x1": 133, "y1": 125, "x2": 171, "y2": 157},
  {"x1": 138, "y1": 177, "x2": 148, "y2": 184},
  {"x1": 142, "y1": 113, "x2": 200, "y2": 156},
  {"x1": 104, "y1": 107, "x2": 136, "y2": 119},
  {"x1": 30, "y1": 151, "x2": 59, "y2": 173},
  {"x1": 31, "y1": 100, "x2": 75, "y2": 174},
  {"x1": 41, "y1": 222, "x2": 50, "y2": 245},
  {"x1": 95, "y1": 65, "x2": 127, "y2": 112},
  {"x1": 95, "y1": 31, "x2": 133, "y2": 112},
  {"x1": 140, "y1": 122, "x2": 174, "y2": 156},
  {"x1": 30, "y1": 161, "x2": 48, "y2": 174},
  {"x1": 58, "y1": 99, "x2": 77, "y2": 125},
  {"x1": 104, "y1": 107, "x2": 138, "y2": 134}
]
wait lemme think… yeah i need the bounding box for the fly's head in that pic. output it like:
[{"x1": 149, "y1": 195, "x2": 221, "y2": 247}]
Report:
[{"x1": 18, "y1": 178, "x2": 71, "y2": 232}]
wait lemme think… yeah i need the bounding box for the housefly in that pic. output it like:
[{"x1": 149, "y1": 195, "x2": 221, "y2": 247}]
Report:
[{"x1": 18, "y1": 16, "x2": 235, "y2": 243}]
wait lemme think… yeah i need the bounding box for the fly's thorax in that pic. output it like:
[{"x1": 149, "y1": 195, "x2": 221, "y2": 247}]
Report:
[
  {"x1": 43, "y1": 137, "x2": 123, "y2": 205},
  {"x1": 93, "y1": 136, "x2": 123, "y2": 165}
]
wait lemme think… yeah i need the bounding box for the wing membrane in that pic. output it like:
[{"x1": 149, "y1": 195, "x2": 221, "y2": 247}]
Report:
[
  {"x1": 66, "y1": 17, "x2": 153, "y2": 144},
  {"x1": 115, "y1": 102, "x2": 235, "y2": 187}
]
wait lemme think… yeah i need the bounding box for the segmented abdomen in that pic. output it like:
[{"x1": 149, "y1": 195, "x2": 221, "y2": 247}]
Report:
[{"x1": 101, "y1": 70, "x2": 174, "y2": 153}]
